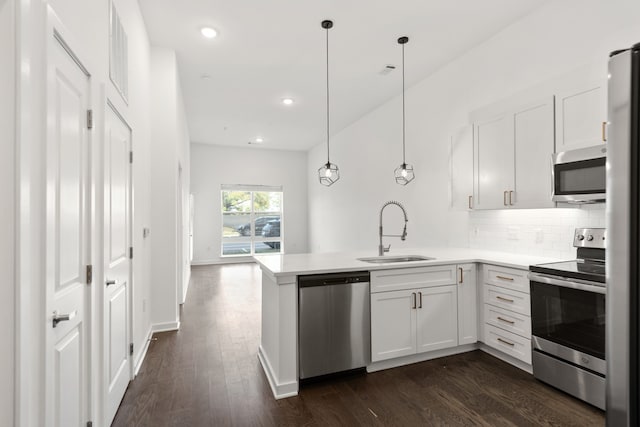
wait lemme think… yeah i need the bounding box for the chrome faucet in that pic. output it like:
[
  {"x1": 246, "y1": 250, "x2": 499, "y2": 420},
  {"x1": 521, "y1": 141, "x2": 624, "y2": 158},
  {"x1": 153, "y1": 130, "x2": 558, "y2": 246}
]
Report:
[{"x1": 378, "y1": 201, "x2": 408, "y2": 256}]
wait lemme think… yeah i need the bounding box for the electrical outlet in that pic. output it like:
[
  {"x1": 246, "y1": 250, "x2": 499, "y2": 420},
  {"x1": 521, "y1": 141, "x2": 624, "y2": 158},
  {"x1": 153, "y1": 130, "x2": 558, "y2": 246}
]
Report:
[
  {"x1": 142, "y1": 299, "x2": 146, "y2": 313},
  {"x1": 535, "y1": 228, "x2": 544, "y2": 243}
]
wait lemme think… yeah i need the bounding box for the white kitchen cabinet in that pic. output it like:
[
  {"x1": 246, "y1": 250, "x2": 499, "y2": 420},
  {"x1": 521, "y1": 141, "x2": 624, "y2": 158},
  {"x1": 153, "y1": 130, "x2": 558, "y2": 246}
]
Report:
[
  {"x1": 472, "y1": 96, "x2": 555, "y2": 209},
  {"x1": 457, "y1": 264, "x2": 477, "y2": 345},
  {"x1": 555, "y1": 79, "x2": 607, "y2": 152},
  {"x1": 473, "y1": 113, "x2": 512, "y2": 210},
  {"x1": 371, "y1": 265, "x2": 456, "y2": 293},
  {"x1": 371, "y1": 289, "x2": 417, "y2": 362},
  {"x1": 371, "y1": 284, "x2": 459, "y2": 362},
  {"x1": 450, "y1": 125, "x2": 474, "y2": 210},
  {"x1": 416, "y1": 285, "x2": 458, "y2": 353}
]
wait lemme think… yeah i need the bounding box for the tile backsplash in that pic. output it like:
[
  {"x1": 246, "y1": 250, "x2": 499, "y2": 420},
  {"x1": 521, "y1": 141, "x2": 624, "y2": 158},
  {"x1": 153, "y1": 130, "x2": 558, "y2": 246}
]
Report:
[{"x1": 469, "y1": 204, "x2": 605, "y2": 260}]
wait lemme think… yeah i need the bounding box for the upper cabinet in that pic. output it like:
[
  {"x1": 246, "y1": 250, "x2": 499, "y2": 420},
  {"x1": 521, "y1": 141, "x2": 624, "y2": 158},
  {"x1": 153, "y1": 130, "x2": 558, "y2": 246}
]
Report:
[
  {"x1": 472, "y1": 96, "x2": 555, "y2": 210},
  {"x1": 555, "y1": 79, "x2": 607, "y2": 152},
  {"x1": 450, "y1": 125, "x2": 474, "y2": 210}
]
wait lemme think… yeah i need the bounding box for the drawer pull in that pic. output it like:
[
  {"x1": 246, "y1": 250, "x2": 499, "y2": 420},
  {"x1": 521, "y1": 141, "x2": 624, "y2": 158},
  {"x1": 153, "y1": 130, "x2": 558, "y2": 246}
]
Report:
[
  {"x1": 497, "y1": 316, "x2": 515, "y2": 325},
  {"x1": 412, "y1": 292, "x2": 416, "y2": 309},
  {"x1": 496, "y1": 275, "x2": 514, "y2": 281},
  {"x1": 497, "y1": 337, "x2": 515, "y2": 347},
  {"x1": 496, "y1": 296, "x2": 514, "y2": 303}
]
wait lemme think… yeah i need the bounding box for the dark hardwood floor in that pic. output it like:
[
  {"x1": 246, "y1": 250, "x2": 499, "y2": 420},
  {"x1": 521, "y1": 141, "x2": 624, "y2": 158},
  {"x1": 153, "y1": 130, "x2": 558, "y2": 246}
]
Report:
[{"x1": 112, "y1": 263, "x2": 604, "y2": 426}]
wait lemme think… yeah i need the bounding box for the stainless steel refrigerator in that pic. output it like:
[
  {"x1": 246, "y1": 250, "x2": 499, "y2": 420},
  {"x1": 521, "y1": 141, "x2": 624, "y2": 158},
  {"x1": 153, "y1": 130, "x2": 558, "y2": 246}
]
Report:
[{"x1": 607, "y1": 42, "x2": 640, "y2": 426}]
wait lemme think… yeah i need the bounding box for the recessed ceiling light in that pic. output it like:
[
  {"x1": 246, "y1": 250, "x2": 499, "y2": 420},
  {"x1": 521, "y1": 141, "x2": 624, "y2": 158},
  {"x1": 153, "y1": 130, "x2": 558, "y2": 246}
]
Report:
[
  {"x1": 200, "y1": 27, "x2": 218, "y2": 39},
  {"x1": 255, "y1": 137, "x2": 264, "y2": 143},
  {"x1": 282, "y1": 98, "x2": 294, "y2": 105}
]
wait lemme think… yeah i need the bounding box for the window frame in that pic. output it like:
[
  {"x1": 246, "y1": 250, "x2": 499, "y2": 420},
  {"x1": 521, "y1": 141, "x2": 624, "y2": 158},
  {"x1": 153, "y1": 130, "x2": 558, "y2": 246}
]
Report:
[{"x1": 220, "y1": 185, "x2": 283, "y2": 258}]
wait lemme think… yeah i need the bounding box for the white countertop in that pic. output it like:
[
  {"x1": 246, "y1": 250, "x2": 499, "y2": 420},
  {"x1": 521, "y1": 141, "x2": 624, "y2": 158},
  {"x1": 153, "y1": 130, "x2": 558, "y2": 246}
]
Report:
[{"x1": 253, "y1": 247, "x2": 564, "y2": 277}]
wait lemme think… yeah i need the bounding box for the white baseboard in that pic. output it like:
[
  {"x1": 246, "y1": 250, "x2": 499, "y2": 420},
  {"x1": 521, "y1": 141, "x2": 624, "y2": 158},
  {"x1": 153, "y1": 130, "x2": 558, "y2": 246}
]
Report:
[
  {"x1": 366, "y1": 344, "x2": 478, "y2": 373},
  {"x1": 479, "y1": 343, "x2": 533, "y2": 374},
  {"x1": 191, "y1": 258, "x2": 256, "y2": 266},
  {"x1": 151, "y1": 321, "x2": 181, "y2": 333},
  {"x1": 258, "y1": 346, "x2": 298, "y2": 399},
  {"x1": 133, "y1": 326, "x2": 154, "y2": 377}
]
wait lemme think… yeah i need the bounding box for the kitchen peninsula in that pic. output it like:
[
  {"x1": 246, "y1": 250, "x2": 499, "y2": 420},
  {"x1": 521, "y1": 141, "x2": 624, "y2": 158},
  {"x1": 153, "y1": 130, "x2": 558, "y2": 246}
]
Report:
[{"x1": 254, "y1": 248, "x2": 560, "y2": 400}]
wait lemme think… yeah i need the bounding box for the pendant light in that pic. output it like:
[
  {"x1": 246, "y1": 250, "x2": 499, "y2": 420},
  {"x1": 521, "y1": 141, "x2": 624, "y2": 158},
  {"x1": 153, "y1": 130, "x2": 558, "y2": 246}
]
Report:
[
  {"x1": 394, "y1": 36, "x2": 415, "y2": 185},
  {"x1": 318, "y1": 19, "x2": 340, "y2": 186}
]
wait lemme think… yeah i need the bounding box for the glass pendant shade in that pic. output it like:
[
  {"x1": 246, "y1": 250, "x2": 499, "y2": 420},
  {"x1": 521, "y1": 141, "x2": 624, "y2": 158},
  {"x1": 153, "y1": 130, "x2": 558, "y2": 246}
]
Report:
[
  {"x1": 394, "y1": 162, "x2": 415, "y2": 185},
  {"x1": 318, "y1": 161, "x2": 340, "y2": 186}
]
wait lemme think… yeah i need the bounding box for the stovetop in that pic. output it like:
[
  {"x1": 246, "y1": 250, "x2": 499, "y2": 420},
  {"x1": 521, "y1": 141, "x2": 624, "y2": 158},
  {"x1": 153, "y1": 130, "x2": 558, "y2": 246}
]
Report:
[
  {"x1": 530, "y1": 228, "x2": 606, "y2": 284},
  {"x1": 530, "y1": 259, "x2": 605, "y2": 284}
]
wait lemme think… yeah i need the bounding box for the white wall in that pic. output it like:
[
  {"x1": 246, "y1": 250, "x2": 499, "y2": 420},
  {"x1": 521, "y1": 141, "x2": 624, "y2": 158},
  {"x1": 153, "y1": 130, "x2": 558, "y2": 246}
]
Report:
[
  {"x1": 308, "y1": 0, "x2": 639, "y2": 258},
  {"x1": 149, "y1": 47, "x2": 191, "y2": 327},
  {"x1": 0, "y1": 0, "x2": 15, "y2": 424},
  {"x1": 191, "y1": 143, "x2": 309, "y2": 264}
]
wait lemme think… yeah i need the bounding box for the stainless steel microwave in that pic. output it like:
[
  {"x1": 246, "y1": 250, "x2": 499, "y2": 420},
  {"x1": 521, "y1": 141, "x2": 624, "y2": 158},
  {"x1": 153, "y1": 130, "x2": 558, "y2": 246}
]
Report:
[{"x1": 552, "y1": 145, "x2": 607, "y2": 203}]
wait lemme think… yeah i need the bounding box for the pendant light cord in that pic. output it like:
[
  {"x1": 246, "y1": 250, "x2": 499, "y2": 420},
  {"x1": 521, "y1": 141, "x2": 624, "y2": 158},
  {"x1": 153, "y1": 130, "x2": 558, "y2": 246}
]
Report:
[
  {"x1": 402, "y1": 42, "x2": 406, "y2": 165},
  {"x1": 326, "y1": 26, "x2": 330, "y2": 164}
]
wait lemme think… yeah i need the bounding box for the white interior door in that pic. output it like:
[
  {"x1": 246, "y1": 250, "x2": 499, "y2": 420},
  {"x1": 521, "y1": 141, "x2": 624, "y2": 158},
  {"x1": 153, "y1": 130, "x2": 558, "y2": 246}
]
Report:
[
  {"x1": 45, "y1": 25, "x2": 91, "y2": 427},
  {"x1": 104, "y1": 103, "x2": 132, "y2": 425}
]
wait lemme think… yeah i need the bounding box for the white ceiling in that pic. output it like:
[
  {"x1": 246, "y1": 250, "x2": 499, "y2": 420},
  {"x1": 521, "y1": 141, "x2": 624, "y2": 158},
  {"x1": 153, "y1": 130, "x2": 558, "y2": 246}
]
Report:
[{"x1": 138, "y1": 0, "x2": 548, "y2": 151}]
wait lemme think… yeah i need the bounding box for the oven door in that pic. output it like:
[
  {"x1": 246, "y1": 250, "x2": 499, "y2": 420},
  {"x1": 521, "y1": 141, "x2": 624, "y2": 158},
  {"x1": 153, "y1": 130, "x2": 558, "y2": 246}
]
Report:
[
  {"x1": 552, "y1": 146, "x2": 606, "y2": 203},
  {"x1": 529, "y1": 272, "x2": 606, "y2": 374}
]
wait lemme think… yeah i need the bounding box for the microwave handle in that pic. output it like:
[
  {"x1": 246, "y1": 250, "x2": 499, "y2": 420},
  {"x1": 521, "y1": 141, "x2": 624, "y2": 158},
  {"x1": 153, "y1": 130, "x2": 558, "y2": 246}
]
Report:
[{"x1": 528, "y1": 272, "x2": 606, "y2": 294}]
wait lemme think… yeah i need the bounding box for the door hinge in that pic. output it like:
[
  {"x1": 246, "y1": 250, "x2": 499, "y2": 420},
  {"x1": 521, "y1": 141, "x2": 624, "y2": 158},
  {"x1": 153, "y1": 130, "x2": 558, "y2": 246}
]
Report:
[
  {"x1": 129, "y1": 247, "x2": 133, "y2": 259},
  {"x1": 129, "y1": 343, "x2": 134, "y2": 356},
  {"x1": 86, "y1": 265, "x2": 93, "y2": 285},
  {"x1": 129, "y1": 150, "x2": 133, "y2": 164},
  {"x1": 87, "y1": 109, "x2": 93, "y2": 130}
]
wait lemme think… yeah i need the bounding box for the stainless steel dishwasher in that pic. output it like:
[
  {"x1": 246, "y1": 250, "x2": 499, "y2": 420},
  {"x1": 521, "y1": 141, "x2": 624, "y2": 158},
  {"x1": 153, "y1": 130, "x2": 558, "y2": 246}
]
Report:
[{"x1": 298, "y1": 271, "x2": 370, "y2": 380}]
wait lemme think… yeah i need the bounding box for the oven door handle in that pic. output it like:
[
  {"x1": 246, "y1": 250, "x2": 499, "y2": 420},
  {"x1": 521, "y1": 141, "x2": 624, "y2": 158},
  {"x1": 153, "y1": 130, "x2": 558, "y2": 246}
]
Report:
[{"x1": 528, "y1": 272, "x2": 606, "y2": 294}]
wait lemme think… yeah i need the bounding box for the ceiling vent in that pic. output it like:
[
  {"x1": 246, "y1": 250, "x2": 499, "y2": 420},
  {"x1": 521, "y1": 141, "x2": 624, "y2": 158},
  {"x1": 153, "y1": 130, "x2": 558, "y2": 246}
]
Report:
[{"x1": 379, "y1": 65, "x2": 396, "y2": 76}]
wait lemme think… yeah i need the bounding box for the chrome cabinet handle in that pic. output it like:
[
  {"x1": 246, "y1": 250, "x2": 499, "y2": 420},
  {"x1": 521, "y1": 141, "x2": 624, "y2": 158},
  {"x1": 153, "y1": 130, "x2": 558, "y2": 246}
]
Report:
[
  {"x1": 503, "y1": 191, "x2": 508, "y2": 206},
  {"x1": 602, "y1": 121, "x2": 607, "y2": 142},
  {"x1": 509, "y1": 191, "x2": 514, "y2": 206},
  {"x1": 52, "y1": 310, "x2": 77, "y2": 328},
  {"x1": 106, "y1": 279, "x2": 118, "y2": 286},
  {"x1": 496, "y1": 296, "x2": 514, "y2": 303},
  {"x1": 496, "y1": 275, "x2": 514, "y2": 281},
  {"x1": 459, "y1": 267, "x2": 464, "y2": 284},
  {"x1": 497, "y1": 316, "x2": 515, "y2": 325},
  {"x1": 468, "y1": 195, "x2": 473, "y2": 210},
  {"x1": 418, "y1": 292, "x2": 422, "y2": 309},
  {"x1": 412, "y1": 292, "x2": 416, "y2": 309},
  {"x1": 497, "y1": 337, "x2": 515, "y2": 347}
]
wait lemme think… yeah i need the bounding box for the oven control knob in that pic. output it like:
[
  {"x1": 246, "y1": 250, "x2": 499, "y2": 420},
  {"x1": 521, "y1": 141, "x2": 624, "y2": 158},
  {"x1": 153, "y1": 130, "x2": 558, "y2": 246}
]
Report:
[
  {"x1": 587, "y1": 235, "x2": 594, "y2": 241},
  {"x1": 577, "y1": 235, "x2": 585, "y2": 241}
]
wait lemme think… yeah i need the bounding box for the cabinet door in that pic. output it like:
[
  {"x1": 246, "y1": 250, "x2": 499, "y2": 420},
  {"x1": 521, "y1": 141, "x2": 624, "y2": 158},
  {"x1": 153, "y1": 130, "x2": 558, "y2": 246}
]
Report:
[
  {"x1": 457, "y1": 264, "x2": 477, "y2": 345},
  {"x1": 416, "y1": 285, "x2": 458, "y2": 353},
  {"x1": 450, "y1": 125, "x2": 474, "y2": 210},
  {"x1": 371, "y1": 290, "x2": 417, "y2": 362},
  {"x1": 556, "y1": 80, "x2": 607, "y2": 151},
  {"x1": 473, "y1": 114, "x2": 513, "y2": 210},
  {"x1": 512, "y1": 96, "x2": 555, "y2": 208}
]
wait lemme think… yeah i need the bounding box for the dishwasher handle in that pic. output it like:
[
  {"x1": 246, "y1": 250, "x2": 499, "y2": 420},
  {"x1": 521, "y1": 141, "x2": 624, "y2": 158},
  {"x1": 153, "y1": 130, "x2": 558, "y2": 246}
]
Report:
[{"x1": 298, "y1": 271, "x2": 370, "y2": 288}]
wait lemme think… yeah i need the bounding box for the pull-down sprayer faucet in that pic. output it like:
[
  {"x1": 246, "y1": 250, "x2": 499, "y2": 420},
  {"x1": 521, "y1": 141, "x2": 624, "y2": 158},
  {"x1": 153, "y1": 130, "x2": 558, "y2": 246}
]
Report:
[{"x1": 378, "y1": 201, "x2": 408, "y2": 256}]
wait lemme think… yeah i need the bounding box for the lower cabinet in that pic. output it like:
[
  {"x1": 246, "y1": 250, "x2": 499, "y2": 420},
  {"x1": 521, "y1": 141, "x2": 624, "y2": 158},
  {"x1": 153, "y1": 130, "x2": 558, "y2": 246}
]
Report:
[{"x1": 371, "y1": 284, "x2": 458, "y2": 362}]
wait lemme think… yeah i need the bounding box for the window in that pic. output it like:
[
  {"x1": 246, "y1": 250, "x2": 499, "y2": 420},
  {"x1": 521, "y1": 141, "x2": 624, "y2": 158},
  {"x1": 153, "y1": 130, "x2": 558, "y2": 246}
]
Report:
[{"x1": 221, "y1": 186, "x2": 283, "y2": 257}]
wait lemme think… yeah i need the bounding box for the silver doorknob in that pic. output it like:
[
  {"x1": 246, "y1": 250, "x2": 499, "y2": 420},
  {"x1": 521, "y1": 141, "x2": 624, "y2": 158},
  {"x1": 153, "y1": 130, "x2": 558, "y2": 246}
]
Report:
[
  {"x1": 106, "y1": 279, "x2": 118, "y2": 286},
  {"x1": 52, "y1": 310, "x2": 77, "y2": 328}
]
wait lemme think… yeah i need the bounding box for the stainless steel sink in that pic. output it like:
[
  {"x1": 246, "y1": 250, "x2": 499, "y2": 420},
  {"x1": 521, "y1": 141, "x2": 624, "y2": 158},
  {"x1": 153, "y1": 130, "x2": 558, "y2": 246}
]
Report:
[{"x1": 357, "y1": 255, "x2": 435, "y2": 264}]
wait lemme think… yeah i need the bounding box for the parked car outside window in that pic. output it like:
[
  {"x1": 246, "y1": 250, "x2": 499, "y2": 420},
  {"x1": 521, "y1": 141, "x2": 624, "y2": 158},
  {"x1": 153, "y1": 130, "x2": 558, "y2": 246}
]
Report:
[
  {"x1": 236, "y1": 215, "x2": 278, "y2": 236},
  {"x1": 262, "y1": 219, "x2": 281, "y2": 249}
]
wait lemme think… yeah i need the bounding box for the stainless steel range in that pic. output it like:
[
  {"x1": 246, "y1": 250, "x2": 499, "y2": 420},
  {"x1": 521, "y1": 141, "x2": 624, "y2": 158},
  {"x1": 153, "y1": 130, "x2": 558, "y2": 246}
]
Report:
[{"x1": 528, "y1": 228, "x2": 606, "y2": 410}]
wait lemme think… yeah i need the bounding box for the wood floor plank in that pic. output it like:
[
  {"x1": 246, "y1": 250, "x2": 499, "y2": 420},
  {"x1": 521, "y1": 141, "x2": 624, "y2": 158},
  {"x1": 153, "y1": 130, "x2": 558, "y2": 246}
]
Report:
[{"x1": 112, "y1": 263, "x2": 604, "y2": 426}]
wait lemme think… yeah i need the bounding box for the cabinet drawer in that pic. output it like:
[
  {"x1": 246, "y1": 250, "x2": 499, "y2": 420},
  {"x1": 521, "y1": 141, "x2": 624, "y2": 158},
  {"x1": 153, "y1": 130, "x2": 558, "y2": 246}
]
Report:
[
  {"x1": 484, "y1": 285, "x2": 530, "y2": 316},
  {"x1": 484, "y1": 304, "x2": 531, "y2": 339},
  {"x1": 371, "y1": 265, "x2": 457, "y2": 293},
  {"x1": 484, "y1": 324, "x2": 532, "y2": 364},
  {"x1": 484, "y1": 265, "x2": 529, "y2": 293}
]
